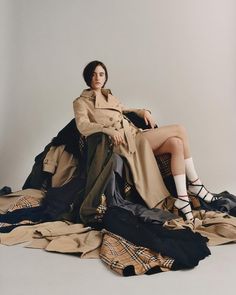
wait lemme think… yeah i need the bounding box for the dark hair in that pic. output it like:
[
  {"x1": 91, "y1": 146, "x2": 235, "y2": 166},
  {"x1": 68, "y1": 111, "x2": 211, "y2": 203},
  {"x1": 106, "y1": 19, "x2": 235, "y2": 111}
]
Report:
[{"x1": 83, "y1": 60, "x2": 108, "y2": 88}]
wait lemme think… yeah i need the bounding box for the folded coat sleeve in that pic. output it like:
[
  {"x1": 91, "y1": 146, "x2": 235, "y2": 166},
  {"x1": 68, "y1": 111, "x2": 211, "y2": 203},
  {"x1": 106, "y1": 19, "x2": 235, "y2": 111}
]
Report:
[{"x1": 73, "y1": 99, "x2": 118, "y2": 137}]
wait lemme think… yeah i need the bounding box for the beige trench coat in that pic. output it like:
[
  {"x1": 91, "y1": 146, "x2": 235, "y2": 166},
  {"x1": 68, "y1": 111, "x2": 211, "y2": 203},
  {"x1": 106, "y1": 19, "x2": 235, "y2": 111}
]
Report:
[
  {"x1": 0, "y1": 146, "x2": 78, "y2": 214},
  {"x1": 73, "y1": 88, "x2": 170, "y2": 208}
]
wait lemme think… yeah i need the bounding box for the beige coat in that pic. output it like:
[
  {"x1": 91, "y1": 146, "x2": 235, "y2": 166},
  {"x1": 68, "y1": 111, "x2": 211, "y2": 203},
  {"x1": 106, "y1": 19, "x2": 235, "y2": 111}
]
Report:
[
  {"x1": 73, "y1": 88, "x2": 170, "y2": 208},
  {"x1": 43, "y1": 145, "x2": 78, "y2": 187},
  {"x1": 0, "y1": 146, "x2": 78, "y2": 214}
]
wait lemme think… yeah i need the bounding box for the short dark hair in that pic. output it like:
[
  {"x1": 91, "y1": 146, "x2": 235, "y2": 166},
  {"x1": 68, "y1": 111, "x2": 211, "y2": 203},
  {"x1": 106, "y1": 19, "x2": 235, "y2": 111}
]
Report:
[{"x1": 83, "y1": 60, "x2": 108, "y2": 88}]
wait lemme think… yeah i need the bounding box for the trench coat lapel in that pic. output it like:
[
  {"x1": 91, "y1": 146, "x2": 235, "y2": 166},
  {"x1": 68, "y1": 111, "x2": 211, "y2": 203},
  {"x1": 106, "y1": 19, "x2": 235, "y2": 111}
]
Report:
[{"x1": 95, "y1": 89, "x2": 122, "y2": 112}]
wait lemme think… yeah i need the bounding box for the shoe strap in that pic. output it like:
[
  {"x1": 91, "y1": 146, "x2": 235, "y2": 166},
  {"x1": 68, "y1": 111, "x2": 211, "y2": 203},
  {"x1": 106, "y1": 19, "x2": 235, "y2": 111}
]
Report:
[{"x1": 189, "y1": 178, "x2": 199, "y2": 184}]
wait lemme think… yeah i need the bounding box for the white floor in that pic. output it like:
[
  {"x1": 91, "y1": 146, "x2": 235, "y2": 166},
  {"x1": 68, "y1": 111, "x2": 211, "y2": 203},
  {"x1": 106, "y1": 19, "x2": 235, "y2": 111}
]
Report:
[{"x1": 0, "y1": 242, "x2": 235, "y2": 295}]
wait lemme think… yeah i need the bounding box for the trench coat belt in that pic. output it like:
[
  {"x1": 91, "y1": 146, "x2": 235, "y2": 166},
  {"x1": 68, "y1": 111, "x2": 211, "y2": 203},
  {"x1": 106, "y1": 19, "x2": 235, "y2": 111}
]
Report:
[{"x1": 122, "y1": 118, "x2": 136, "y2": 153}]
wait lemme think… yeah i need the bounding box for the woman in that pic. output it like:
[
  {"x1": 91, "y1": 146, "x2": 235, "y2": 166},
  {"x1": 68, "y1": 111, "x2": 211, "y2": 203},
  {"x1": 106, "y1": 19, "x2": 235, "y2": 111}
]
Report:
[{"x1": 73, "y1": 60, "x2": 216, "y2": 221}]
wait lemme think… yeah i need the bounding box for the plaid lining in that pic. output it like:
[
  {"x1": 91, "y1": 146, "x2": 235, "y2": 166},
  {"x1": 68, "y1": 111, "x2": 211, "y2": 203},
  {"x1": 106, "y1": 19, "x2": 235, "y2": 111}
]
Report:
[
  {"x1": 7, "y1": 196, "x2": 41, "y2": 212},
  {"x1": 0, "y1": 196, "x2": 41, "y2": 228},
  {"x1": 95, "y1": 194, "x2": 107, "y2": 223},
  {"x1": 124, "y1": 182, "x2": 132, "y2": 194},
  {"x1": 156, "y1": 153, "x2": 172, "y2": 177},
  {"x1": 100, "y1": 230, "x2": 175, "y2": 276}
]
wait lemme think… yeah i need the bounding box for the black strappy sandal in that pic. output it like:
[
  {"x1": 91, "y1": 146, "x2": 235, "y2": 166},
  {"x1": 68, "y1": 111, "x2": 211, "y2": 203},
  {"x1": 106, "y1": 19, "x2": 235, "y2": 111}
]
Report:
[
  {"x1": 188, "y1": 178, "x2": 217, "y2": 203},
  {"x1": 174, "y1": 196, "x2": 194, "y2": 221}
]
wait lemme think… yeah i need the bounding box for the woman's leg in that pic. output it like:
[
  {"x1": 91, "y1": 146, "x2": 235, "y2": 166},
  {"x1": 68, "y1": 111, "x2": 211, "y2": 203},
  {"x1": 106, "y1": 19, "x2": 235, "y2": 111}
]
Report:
[
  {"x1": 153, "y1": 136, "x2": 185, "y2": 175},
  {"x1": 142, "y1": 124, "x2": 215, "y2": 203},
  {"x1": 141, "y1": 133, "x2": 193, "y2": 220},
  {"x1": 141, "y1": 124, "x2": 191, "y2": 159}
]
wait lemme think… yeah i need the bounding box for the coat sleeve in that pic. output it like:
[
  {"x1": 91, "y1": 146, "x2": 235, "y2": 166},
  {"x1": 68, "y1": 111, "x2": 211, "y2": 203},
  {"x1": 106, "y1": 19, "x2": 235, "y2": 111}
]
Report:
[
  {"x1": 43, "y1": 145, "x2": 65, "y2": 174},
  {"x1": 73, "y1": 99, "x2": 118, "y2": 137},
  {"x1": 119, "y1": 102, "x2": 151, "y2": 118}
]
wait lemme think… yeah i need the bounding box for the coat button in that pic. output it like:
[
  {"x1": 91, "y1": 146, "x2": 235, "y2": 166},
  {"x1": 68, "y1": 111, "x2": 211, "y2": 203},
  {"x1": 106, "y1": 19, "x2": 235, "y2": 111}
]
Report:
[{"x1": 109, "y1": 117, "x2": 113, "y2": 121}]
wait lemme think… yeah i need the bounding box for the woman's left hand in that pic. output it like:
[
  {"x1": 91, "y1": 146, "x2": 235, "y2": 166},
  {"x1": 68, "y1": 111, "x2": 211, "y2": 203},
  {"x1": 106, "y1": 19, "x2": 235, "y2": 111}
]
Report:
[{"x1": 143, "y1": 110, "x2": 156, "y2": 128}]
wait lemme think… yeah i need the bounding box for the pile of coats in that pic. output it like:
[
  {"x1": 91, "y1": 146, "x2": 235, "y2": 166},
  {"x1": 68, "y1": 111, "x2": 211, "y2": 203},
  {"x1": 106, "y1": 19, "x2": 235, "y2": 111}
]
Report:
[{"x1": 1, "y1": 116, "x2": 236, "y2": 276}]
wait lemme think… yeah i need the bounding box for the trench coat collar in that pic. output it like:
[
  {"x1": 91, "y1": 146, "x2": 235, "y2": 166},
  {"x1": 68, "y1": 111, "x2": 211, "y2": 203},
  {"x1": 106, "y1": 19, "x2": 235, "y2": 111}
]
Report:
[
  {"x1": 80, "y1": 88, "x2": 121, "y2": 111},
  {"x1": 80, "y1": 88, "x2": 112, "y2": 100}
]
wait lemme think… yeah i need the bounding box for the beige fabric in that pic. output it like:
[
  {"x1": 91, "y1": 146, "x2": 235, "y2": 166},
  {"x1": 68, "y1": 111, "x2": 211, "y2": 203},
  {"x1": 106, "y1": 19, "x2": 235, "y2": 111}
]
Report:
[
  {"x1": 0, "y1": 221, "x2": 102, "y2": 258},
  {"x1": 115, "y1": 132, "x2": 170, "y2": 207},
  {"x1": 164, "y1": 210, "x2": 236, "y2": 246},
  {"x1": 43, "y1": 145, "x2": 78, "y2": 187},
  {"x1": 0, "y1": 189, "x2": 44, "y2": 214},
  {"x1": 73, "y1": 88, "x2": 169, "y2": 207}
]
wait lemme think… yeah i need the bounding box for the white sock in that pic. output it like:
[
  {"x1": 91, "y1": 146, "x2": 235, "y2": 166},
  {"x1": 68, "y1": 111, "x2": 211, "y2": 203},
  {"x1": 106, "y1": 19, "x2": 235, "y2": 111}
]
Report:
[
  {"x1": 173, "y1": 174, "x2": 193, "y2": 221},
  {"x1": 173, "y1": 174, "x2": 188, "y2": 196},
  {"x1": 184, "y1": 157, "x2": 198, "y2": 182},
  {"x1": 185, "y1": 157, "x2": 214, "y2": 202}
]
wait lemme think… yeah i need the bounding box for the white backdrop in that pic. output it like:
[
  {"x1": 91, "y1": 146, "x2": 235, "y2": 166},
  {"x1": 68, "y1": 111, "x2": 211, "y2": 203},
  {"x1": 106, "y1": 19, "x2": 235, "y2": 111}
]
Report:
[{"x1": 1, "y1": 0, "x2": 235, "y2": 194}]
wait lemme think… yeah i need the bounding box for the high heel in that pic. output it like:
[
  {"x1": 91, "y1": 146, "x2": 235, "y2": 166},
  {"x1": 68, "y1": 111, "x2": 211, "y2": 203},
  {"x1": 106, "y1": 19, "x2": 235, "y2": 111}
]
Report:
[
  {"x1": 188, "y1": 178, "x2": 217, "y2": 203},
  {"x1": 174, "y1": 196, "x2": 194, "y2": 221}
]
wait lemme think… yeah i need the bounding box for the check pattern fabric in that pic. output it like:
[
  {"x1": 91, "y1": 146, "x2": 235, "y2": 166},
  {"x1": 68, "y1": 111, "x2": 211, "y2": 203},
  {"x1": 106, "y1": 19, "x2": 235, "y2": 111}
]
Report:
[
  {"x1": 156, "y1": 153, "x2": 172, "y2": 177},
  {"x1": 100, "y1": 230, "x2": 175, "y2": 276},
  {"x1": 7, "y1": 196, "x2": 41, "y2": 212},
  {"x1": 0, "y1": 195, "x2": 41, "y2": 229}
]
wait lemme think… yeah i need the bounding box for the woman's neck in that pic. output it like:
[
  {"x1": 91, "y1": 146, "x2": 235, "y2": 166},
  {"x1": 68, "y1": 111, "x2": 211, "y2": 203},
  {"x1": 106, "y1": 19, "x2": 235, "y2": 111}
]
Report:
[{"x1": 93, "y1": 88, "x2": 103, "y2": 97}]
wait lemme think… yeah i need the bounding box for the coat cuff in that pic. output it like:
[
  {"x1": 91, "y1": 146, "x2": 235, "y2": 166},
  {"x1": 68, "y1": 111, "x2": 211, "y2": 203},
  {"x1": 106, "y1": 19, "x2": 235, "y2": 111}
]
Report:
[{"x1": 43, "y1": 159, "x2": 57, "y2": 174}]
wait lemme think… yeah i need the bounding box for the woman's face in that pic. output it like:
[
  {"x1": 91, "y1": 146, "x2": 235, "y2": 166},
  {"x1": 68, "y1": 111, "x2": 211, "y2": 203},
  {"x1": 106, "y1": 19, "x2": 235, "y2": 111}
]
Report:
[{"x1": 90, "y1": 65, "x2": 106, "y2": 90}]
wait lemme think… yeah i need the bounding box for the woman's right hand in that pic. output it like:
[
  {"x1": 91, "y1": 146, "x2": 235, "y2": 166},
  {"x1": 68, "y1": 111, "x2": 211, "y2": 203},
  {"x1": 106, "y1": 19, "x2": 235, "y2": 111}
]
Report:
[
  {"x1": 112, "y1": 131, "x2": 126, "y2": 146},
  {"x1": 143, "y1": 110, "x2": 156, "y2": 128}
]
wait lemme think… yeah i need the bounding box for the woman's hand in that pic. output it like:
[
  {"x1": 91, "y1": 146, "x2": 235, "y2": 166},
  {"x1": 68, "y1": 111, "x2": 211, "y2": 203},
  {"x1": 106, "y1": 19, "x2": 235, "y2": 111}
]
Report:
[
  {"x1": 112, "y1": 131, "x2": 126, "y2": 146},
  {"x1": 143, "y1": 110, "x2": 156, "y2": 129}
]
